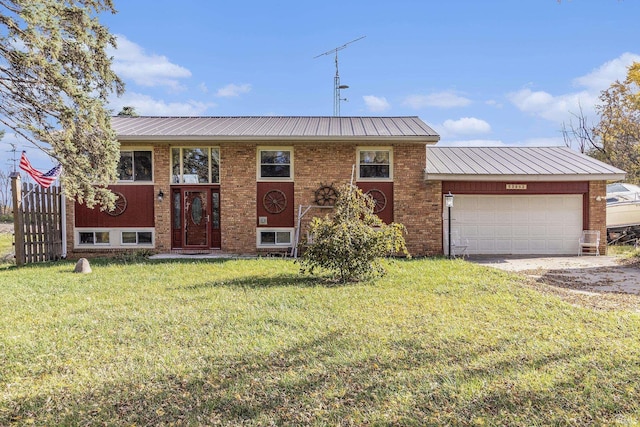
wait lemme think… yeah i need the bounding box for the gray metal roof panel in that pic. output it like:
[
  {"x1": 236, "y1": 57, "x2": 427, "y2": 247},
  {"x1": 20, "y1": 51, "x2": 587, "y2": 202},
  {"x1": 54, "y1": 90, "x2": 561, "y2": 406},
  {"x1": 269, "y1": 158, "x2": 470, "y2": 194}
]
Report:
[
  {"x1": 425, "y1": 146, "x2": 626, "y2": 181},
  {"x1": 110, "y1": 116, "x2": 440, "y2": 140}
]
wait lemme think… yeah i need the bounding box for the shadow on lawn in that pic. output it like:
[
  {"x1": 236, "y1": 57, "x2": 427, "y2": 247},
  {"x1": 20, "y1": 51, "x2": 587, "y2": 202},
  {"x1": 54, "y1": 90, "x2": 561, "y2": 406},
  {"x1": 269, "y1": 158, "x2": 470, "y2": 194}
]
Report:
[
  {"x1": 4, "y1": 329, "x2": 636, "y2": 426},
  {"x1": 184, "y1": 273, "x2": 345, "y2": 290}
]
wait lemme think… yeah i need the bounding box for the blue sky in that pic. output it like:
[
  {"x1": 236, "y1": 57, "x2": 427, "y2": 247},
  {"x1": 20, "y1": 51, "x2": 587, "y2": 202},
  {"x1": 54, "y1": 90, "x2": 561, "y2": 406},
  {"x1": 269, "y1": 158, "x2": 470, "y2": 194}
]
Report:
[{"x1": 3, "y1": 0, "x2": 640, "y2": 171}]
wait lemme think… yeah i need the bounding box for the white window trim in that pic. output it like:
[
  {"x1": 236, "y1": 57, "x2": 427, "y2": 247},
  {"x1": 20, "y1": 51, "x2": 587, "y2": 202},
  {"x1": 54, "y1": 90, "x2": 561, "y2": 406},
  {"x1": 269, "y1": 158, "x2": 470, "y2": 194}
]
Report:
[
  {"x1": 256, "y1": 227, "x2": 294, "y2": 248},
  {"x1": 75, "y1": 228, "x2": 155, "y2": 249},
  {"x1": 356, "y1": 146, "x2": 393, "y2": 181},
  {"x1": 121, "y1": 230, "x2": 154, "y2": 246},
  {"x1": 171, "y1": 146, "x2": 221, "y2": 185},
  {"x1": 257, "y1": 146, "x2": 294, "y2": 181},
  {"x1": 117, "y1": 148, "x2": 154, "y2": 183},
  {"x1": 77, "y1": 230, "x2": 111, "y2": 246}
]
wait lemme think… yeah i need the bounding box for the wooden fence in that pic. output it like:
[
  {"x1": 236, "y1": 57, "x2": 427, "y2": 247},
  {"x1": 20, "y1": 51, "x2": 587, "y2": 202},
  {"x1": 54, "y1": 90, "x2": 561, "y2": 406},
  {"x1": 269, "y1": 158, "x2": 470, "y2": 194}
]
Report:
[{"x1": 11, "y1": 173, "x2": 63, "y2": 265}]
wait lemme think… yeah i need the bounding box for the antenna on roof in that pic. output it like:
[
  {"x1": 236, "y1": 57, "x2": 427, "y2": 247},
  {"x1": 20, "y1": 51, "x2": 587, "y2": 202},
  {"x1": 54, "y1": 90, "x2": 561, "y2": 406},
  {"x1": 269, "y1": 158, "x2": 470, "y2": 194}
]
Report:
[{"x1": 314, "y1": 36, "x2": 365, "y2": 117}]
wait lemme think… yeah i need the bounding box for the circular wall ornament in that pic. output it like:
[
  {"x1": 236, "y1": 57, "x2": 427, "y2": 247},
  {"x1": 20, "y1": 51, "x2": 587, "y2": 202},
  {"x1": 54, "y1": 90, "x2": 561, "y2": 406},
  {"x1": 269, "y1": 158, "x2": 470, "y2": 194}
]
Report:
[
  {"x1": 106, "y1": 192, "x2": 127, "y2": 216},
  {"x1": 263, "y1": 189, "x2": 287, "y2": 214},
  {"x1": 365, "y1": 189, "x2": 387, "y2": 213},
  {"x1": 314, "y1": 184, "x2": 338, "y2": 206}
]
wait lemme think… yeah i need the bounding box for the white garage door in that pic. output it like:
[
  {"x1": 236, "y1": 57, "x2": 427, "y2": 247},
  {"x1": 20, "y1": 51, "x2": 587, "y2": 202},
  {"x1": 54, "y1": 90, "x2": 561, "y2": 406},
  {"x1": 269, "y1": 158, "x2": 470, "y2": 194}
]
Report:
[{"x1": 444, "y1": 195, "x2": 583, "y2": 255}]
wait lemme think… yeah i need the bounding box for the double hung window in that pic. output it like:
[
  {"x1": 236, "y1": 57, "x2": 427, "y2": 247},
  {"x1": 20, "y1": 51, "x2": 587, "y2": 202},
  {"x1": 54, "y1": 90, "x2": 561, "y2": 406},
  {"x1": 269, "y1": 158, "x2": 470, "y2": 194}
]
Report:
[
  {"x1": 357, "y1": 148, "x2": 392, "y2": 180},
  {"x1": 258, "y1": 149, "x2": 292, "y2": 180}
]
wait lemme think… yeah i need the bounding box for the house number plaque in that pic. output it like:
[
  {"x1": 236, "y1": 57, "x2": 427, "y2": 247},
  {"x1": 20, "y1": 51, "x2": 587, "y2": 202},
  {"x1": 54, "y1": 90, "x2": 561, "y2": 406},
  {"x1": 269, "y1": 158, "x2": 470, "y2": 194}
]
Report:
[{"x1": 506, "y1": 184, "x2": 527, "y2": 190}]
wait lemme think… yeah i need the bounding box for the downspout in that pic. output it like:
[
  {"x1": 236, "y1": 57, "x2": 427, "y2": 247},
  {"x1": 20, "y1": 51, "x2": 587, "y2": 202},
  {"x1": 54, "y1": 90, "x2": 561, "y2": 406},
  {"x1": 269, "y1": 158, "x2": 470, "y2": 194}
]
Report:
[{"x1": 60, "y1": 186, "x2": 67, "y2": 258}]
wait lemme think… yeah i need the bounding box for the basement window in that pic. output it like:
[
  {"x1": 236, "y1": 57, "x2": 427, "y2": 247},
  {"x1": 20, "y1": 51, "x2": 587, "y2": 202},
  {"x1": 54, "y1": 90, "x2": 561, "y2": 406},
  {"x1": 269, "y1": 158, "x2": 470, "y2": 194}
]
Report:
[
  {"x1": 79, "y1": 231, "x2": 110, "y2": 245},
  {"x1": 122, "y1": 231, "x2": 153, "y2": 245},
  {"x1": 257, "y1": 228, "x2": 293, "y2": 247}
]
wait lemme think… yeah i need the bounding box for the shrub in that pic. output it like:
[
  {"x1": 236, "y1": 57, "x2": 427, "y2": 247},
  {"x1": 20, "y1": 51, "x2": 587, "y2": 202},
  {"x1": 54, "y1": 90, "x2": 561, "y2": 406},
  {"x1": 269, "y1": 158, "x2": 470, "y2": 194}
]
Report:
[{"x1": 298, "y1": 184, "x2": 409, "y2": 282}]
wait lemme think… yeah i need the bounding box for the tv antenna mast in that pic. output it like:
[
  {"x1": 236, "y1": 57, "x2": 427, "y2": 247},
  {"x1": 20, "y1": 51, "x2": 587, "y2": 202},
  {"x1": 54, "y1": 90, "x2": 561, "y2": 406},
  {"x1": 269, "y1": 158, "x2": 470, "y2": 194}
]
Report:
[
  {"x1": 314, "y1": 36, "x2": 365, "y2": 116},
  {"x1": 7, "y1": 143, "x2": 18, "y2": 172}
]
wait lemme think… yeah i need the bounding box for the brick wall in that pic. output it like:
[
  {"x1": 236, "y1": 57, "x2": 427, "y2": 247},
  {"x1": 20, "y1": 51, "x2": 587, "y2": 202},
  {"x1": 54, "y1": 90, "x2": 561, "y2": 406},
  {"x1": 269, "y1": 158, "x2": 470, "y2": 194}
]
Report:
[
  {"x1": 393, "y1": 144, "x2": 442, "y2": 256},
  {"x1": 220, "y1": 143, "x2": 257, "y2": 254},
  {"x1": 154, "y1": 145, "x2": 171, "y2": 252},
  {"x1": 587, "y1": 180, "x2": 607, "y2": 255},
  {"x1": 66, "y1": 140, "x2": 439, "y2": 257}
]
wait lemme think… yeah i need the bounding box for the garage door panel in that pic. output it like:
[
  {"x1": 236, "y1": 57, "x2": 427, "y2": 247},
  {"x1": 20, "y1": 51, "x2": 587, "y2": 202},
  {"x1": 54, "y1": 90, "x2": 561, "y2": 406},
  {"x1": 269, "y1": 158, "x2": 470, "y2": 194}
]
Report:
[{"x1": 446, "y1": 195, "x2": 582, "y2": 255}]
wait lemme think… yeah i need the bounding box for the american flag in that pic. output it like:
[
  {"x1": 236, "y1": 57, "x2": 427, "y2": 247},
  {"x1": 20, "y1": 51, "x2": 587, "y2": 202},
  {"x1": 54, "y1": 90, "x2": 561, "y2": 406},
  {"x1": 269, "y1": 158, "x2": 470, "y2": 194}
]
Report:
[{"x1": 19, "y1": 152, "x2": 62, "y2": 189}]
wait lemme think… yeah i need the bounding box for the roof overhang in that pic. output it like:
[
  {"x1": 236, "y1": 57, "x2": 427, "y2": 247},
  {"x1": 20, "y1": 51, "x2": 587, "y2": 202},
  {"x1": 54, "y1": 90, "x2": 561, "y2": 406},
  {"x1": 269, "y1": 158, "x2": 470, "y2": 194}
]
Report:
[
  {"x1": 118, "y1": 135, "x2": 440, "y2": 144},
  {"x1": 425, "y1": 172, "x2": 627, "y2": 182}
]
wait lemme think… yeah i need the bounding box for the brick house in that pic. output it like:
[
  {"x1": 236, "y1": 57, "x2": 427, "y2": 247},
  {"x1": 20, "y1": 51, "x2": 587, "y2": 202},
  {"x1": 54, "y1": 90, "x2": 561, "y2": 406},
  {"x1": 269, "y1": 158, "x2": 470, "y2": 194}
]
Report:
[{"x1": 66, "y1": 116, "x2": 624, "y2": 258}]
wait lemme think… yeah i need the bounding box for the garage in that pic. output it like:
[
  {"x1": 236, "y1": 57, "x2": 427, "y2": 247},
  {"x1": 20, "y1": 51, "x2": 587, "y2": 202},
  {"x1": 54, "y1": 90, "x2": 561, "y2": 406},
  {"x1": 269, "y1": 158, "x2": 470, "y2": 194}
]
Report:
[
  {"x1": 444, "y1": 194, "x2": 583, "y2": 255},
  {"x1": 426, "y1": 146, "x2": 627, "y2": 256}
]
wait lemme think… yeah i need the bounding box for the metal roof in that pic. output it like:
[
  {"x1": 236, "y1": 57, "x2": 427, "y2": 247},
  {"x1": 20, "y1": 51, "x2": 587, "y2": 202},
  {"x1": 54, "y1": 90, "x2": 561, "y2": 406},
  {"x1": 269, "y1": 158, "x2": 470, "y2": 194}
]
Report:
[
  {"x1": 425, "y1": 146, "x2": 626, "y2": 182},
  {"x1": 111, "y1": 116, "x2": 439, "y2": 142}
]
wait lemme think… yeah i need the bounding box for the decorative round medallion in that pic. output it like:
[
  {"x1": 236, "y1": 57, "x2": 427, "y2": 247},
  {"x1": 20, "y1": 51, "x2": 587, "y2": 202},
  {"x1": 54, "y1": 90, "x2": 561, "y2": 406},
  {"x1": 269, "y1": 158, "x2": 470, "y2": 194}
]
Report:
[
  {"x1": 365, "y1": 189, "x2": 387, "y2": 213},
  {"x1": 314, "y1": 184, "x2": 338, "y2": 206},
  {"x1": 263, "y1": 189, "x2": 287, "y2": 214},
  {"x1": 106, "y1": 192, "x2": 127, "y2": 216}
]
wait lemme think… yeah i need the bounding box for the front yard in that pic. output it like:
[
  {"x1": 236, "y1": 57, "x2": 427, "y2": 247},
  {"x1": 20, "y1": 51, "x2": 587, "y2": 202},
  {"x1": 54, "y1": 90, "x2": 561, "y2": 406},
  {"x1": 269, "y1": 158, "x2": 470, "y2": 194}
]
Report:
[{"x1": 1, "y1": 257, "x2": 640, "y2": 425}]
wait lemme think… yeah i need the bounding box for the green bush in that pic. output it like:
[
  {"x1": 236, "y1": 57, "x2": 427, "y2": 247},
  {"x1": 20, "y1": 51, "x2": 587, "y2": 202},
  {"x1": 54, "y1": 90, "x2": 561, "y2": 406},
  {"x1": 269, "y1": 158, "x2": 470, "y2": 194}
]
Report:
[{"x1": 298, "y1": 184, "x2": 409, "y2": 282}]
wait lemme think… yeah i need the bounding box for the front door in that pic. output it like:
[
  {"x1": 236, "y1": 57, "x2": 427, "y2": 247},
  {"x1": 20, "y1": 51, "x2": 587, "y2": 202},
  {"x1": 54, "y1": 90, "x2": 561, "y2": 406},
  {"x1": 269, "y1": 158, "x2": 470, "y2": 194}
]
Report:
[{"x1": 184, "y1": 189, "x2": 209, "y2": 248}]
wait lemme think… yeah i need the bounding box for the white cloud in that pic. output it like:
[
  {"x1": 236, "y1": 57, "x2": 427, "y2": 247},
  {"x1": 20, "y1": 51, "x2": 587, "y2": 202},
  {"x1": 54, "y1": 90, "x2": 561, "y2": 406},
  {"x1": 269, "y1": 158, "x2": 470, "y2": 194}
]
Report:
[
  {"x1": 216, "y1": 83, "x2": 252, "y2": 98},
  {"x1": 441, "y1": 117, "x2": 491, "y2": 135},
  {"x1": 110, "y1": 92, "x2": 215, "y2": 116},
  {"x1": 109, "y1": 34, "x2": 192, "y2": 90},
  {"x1": 574, "y1": 52, "x2": 640, "y2": 91},
  {"x1": 508, "y1": 88, "x2": 596, "y2": 124},
  {"x1": 403, "y1": 91, "x2": 471, "y2": 109},
  {"x1": 363, "y1": 95, "x2": 391, "y2": 112},
  {"x1": 508, "y1": 52, "x2": 640, "y2": 124}
]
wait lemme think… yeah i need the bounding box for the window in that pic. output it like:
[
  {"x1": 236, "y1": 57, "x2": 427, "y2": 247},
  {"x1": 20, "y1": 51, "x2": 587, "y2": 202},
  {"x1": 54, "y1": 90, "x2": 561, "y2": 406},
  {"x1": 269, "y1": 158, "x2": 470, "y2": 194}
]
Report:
[
  {"x1": 358, "y1": 148, "x2": 392, "y2": 180},
  {"x1": 172, "y1": 147, "x2": 220, "y2": 184},
  {"x1": 76, "y1": 228, "x2": 154, "y2": 248},
  {"x1": 258, "y1": 149, "x2": 292, "y2": 180},
  {"x1": 257, "y1": 228, "x2": 293, "y2": 247},
  {"x1": 118, "y1": 150, "x2": 152, "y2": 181},
  {"x1": 79, "y1": 231, "x2": 110, "y2": 245},
  {"x1": 122, "y1": 231, "x2": 153, "y2": 245}
]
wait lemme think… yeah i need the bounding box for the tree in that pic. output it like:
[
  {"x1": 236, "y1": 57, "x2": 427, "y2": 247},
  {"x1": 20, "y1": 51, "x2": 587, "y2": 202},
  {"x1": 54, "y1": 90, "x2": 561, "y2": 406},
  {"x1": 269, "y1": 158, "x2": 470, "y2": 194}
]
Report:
[
  {"x1": 590, "y1": 62, "x2": 640, "y2": 183},
  {"x1": 298, "y1": 184, "x2": 410, "y2": 283},
  {"x1": 117, "y1": 106, "x2": 138, "y2": 117},
  {"x1": 0, "y1": 1, "x2": 124, "y2": 208}
]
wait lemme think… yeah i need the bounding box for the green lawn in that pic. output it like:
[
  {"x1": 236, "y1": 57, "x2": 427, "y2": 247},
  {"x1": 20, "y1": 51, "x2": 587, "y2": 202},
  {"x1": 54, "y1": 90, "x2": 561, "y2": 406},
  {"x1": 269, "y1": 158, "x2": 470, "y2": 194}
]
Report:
[
  {"x1": 0, "y1": 232, "x2": 12, "y2": 263},
  {"x1": 1, "y1": 257, "x2": 640, "y2": 426}
]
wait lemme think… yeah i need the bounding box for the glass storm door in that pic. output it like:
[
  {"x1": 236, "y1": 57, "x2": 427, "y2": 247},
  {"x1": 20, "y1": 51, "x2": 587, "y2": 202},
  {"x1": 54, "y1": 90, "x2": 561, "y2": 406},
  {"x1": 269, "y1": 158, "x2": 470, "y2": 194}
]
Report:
[{"x1": 184, "y1": 190, "x2": 209, "y2": 248}]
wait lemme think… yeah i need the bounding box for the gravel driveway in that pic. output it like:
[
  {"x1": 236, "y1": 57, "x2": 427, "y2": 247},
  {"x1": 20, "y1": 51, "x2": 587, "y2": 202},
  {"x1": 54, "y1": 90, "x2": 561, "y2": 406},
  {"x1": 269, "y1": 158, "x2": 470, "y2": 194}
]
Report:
[{"x1": 472, "y1": 255, "x2": 640, "y2": 295}]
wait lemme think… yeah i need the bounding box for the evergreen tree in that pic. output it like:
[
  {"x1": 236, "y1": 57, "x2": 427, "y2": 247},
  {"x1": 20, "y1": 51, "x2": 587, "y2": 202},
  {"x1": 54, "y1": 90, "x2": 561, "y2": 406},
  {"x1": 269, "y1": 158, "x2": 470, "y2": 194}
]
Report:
[{"x1": 0, "y1": 1, "x2": 124, "y2": 207}]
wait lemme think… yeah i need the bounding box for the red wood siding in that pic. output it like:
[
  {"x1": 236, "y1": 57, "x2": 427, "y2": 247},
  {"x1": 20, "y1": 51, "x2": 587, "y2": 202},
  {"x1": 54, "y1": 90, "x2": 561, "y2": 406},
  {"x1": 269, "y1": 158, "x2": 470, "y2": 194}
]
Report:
[
  {"x1": 441, "y1": 181, "x2": 589, "y2": 195},
  {"x1": 256, "y1": 182, "x2": 294, "y2": 227},
  {"x1": 356, "y1": 181, "x2": 394, "y2": 224},
  {"x1": 75, "y1": 185, "x2": 155, "y2": 227}
]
